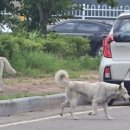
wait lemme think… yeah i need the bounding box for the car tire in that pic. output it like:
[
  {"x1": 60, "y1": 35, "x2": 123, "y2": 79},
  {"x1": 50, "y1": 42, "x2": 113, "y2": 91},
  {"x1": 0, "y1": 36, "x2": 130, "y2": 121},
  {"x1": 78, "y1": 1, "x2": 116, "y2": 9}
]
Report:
[{"x1": 124, "y1": 82, "x2": 130, "y2": 95}]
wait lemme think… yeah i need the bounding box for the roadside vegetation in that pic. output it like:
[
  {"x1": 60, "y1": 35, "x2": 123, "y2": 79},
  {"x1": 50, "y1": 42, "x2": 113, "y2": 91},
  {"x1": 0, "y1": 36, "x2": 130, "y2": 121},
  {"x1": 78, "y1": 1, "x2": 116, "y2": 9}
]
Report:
[
  {"x1": 0, "y1": 0, "x2": 116, "y2": 99},
  {"x1": 0, "y1": 32, "x2": 100, "y2": 78},
  {"x1": 0, "y1": 32, "x2": 100, "y2": 100}
]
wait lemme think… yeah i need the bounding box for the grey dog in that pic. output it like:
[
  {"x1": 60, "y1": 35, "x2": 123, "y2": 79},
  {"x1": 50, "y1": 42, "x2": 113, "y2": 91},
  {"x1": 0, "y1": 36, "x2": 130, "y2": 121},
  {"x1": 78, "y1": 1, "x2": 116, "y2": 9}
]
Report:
[
  {"x1": 55, "y1": 70, "x2": 130, "y2": 120},
  {"x1": 0, "y1": 57, "x2": 16, "y2": 92}
]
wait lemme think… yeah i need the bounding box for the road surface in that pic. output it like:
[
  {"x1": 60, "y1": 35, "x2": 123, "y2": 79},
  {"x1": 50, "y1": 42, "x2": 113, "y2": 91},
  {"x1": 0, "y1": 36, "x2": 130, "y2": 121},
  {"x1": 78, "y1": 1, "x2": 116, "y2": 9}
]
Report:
[{"x1": 0, "y1": 103, "x2": 129, "y2": 130}]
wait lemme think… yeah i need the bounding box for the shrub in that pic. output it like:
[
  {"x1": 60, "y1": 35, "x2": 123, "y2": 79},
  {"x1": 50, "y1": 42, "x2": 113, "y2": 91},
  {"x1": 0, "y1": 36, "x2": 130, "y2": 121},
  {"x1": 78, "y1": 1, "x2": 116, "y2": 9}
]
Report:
[
  {"x1": 0, "y1": 34, "x2": 43, "y2": 59},
  {"x1": 11, "y1": 50, "x2": 100, "y2": 77},
  {"x1": 0, "y1": 34, "x2": 20, "y2": 58},
  {"x1": 0, "y1": 33, "x2": 90, "y2": 59},
  {"x1": 80, "y1": 56, "x2": 100, "y2": 70},
  {"x1": 0, "y1": 32, "x2": 99, "y2": 77},
  {"x1": 44, "y1": 34, "x2": 90, "y2": 57},
  {"x1": 12, "y1": 51, "x2": 65, "y2": 77}
]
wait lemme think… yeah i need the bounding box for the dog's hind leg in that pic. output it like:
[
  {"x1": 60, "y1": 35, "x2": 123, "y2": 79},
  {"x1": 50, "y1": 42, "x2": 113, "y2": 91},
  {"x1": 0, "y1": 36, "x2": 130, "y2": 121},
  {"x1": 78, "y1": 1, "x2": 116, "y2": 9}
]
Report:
[
  {"x1": 60, "y1": 100, "x2": 69, "y2": 116},
  {"x1": 103, "y1": 103, "x2": 114, "y2": 120},
  {"x1": 88, "y1": 99, "x2": 98, "y2": 116},
  {"x1": 0, "y1": 57, "x2": 16, "y2": 74}
]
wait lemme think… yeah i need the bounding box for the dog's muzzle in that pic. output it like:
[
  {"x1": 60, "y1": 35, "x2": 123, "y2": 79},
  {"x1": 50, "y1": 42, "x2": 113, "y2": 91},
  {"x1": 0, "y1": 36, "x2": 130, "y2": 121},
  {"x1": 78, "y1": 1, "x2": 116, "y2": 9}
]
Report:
[
  {"x1": 121, "y1": 96, "x2": 127, "y2": 102},
  {"x1": 121, "y1": 96, "x2": 130, "y2": 102}
]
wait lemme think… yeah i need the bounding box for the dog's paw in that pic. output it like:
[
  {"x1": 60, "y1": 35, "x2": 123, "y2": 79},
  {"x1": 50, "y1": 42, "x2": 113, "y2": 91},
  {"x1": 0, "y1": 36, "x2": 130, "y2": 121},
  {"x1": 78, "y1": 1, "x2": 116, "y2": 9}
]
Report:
[
  {"x1": 88, "y1": 112, "x2": 92, "y2": 115},
  {"x1": 73, "y1": 116, "x2": 79, "y2": 120},
  {"x1": 106, "y1": 116, "x2": 114, "y2": 120},
  {"x1": 88, "y1": 112, "x2": 97, "y2": 116},
  {"x1": 60, "y1": 113, "x2": 63, "y2": 116}
]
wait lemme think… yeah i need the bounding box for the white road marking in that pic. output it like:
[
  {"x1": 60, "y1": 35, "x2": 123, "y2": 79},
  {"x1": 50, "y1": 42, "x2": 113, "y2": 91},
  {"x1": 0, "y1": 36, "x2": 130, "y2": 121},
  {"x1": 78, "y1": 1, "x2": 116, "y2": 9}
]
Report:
[{"x1": 0, "y1": 106, "x2": 126, "y2": 128}]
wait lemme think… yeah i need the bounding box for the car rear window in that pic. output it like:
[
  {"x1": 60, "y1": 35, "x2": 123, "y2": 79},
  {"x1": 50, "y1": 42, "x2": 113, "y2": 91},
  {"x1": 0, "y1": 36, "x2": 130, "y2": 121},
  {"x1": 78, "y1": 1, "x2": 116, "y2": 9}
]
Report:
[
  {"x1": 53, "y1": 22, "x2": 76, "y2": 33},
  {"x1": 77, "y1": 22, "x2": 100, "y2": 33},
  {"x1": 113, "y1": 19, "x2": 130, "y2": 42}
]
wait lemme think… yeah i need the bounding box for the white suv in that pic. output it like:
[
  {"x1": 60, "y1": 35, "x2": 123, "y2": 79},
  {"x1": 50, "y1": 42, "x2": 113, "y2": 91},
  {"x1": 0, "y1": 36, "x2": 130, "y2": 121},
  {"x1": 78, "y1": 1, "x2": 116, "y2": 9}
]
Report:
[{"x1": 99, "y1": 11, "x2": 130, "y2": 96}]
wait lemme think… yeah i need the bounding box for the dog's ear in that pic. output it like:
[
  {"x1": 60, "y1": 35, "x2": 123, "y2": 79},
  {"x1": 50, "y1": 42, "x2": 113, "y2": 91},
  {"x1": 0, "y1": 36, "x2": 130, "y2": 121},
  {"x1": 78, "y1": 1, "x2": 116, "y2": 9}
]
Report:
[
  {"x1": 119, "y1": 84, "x2": 122, "y2": 91},
  {"x1": 120, "y1": 82, "x2": 124, "y2": 87}
]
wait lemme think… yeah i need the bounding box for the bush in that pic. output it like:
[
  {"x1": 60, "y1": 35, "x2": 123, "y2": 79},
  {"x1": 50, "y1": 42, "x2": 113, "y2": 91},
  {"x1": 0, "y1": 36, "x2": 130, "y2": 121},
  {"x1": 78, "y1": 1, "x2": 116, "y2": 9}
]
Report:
[
  {"x1": 0, "y1": 33, "x2": 90, "y2": 59},
  {"x1": 0, "y1": 32, "x2": 99, "y2": 77},
  {"x1": 0, "y1": 34, "x2": 43, "y2": 59},
  {"x1": 0, "y1": 34, "x2": 20, "y2": 58},
  {"x1": 44, "y1": 34, "x2": 90, "y2": 57},
  {"x1": 12, "y1": 51, "x2": 65, "y2": 77},
  {"x1": 80, "y1": 56, "x2": 100, "y2": 70},
  {"x1": 11, "y1": 50, "x2": 100, "y2": 77}
]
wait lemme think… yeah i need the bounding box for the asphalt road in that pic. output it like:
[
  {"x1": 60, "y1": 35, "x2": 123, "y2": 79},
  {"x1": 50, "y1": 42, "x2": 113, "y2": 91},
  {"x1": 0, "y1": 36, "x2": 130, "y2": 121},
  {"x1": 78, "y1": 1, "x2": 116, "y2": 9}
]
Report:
[{"x1": 0, "y1": 103, "x2": 130, "y2": 130}]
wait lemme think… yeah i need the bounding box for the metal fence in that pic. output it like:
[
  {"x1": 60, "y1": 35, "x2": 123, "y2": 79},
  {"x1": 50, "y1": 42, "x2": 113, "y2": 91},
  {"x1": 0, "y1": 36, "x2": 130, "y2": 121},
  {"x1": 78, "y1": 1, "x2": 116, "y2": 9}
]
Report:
[{"x1": 68, "y1": 4, "x2": 130, "y2": 19}]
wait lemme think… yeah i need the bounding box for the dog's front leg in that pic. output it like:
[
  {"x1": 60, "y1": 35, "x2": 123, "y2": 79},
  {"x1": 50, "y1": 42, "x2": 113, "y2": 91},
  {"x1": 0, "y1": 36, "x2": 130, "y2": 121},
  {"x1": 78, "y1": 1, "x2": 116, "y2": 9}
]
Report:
[
  {"x1": 70, "y1": 105, "x2": 79, "y2": 120},
  {"x1": 89, "y1": 100, "x2": 97, "y2": 116},
  {"x1": 103, "y1": 103, "x2": 114, "y2": 120},
  {"x1": 69, "y1": 100, "x2": 79, "y2": 120},
  {"x1": 0, "y1": 61, "x2": 4, "y2": 92}
]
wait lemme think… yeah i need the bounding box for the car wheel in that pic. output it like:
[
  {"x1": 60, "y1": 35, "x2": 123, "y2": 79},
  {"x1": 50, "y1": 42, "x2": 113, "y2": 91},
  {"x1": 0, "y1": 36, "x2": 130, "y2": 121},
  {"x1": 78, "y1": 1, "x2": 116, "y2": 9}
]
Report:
[
  {"x1": 108, "y1": 99, "x2": 115, "y2": 106},
  {"x1": 124, "y1": 82, "x2": 130, "y2": 95}
]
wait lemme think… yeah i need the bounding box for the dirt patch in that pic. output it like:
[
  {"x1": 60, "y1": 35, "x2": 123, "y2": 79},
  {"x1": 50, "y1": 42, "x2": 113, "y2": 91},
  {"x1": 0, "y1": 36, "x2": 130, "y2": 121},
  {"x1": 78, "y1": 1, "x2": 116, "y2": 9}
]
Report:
[{"x1": 2, "y1": 71, "x2": 99, "y2": 97}]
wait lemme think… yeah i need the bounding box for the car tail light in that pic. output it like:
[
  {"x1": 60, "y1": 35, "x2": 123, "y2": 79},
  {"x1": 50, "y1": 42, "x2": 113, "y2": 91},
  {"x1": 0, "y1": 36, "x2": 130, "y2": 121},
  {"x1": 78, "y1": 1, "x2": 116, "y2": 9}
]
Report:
[
  {"x1": 104, "y1": 66, "x2": 111, "y2": 79},
  {"x1": 103, "y1": 35, "x2": 113, "y2": 58}
]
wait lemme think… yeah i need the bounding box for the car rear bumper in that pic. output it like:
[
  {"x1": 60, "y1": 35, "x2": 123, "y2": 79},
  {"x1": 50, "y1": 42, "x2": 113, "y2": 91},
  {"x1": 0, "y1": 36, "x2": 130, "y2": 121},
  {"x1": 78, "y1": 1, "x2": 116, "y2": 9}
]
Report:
[{"x1": 99, "y1": 56, "x2": 130, "y2": 82}]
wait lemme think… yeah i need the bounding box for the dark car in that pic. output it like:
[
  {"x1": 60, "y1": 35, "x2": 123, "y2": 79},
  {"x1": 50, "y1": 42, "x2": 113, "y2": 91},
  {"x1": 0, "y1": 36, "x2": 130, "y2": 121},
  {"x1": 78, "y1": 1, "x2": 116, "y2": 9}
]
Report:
[{"x1": 48, "y1": 19, "x2": 112, "y2": 56}]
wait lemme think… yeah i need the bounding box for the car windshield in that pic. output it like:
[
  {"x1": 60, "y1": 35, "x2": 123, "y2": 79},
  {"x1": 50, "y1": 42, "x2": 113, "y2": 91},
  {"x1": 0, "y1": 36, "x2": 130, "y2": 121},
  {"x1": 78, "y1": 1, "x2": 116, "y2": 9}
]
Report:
[{"x1": 113, "y1": 18, "x2": 130, "y2": 42}]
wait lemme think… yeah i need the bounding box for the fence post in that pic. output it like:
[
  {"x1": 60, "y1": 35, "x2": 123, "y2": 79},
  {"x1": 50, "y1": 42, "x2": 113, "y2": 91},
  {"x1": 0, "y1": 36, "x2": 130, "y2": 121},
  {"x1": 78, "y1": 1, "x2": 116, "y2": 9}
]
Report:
[{"x1": 82, "y1": 4, "x2": 85, "y2": 19}]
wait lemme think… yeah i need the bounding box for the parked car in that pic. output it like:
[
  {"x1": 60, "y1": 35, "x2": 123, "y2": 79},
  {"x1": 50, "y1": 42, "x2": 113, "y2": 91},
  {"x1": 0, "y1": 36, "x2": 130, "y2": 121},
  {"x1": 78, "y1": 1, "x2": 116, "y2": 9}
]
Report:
[
  {"x1": 99, "y1": 11, "x2": 130, "y2": 104},
  {"x1": 48, "y1": 19, "x2": 112, "y2": 56}
]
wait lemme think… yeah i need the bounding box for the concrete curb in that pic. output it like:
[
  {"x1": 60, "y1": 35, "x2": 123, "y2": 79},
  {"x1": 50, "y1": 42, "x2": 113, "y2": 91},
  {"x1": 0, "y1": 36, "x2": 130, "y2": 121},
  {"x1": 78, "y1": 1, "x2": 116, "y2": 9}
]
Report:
[
  {"x1": 0, "y1": 94, "x2": 65, "y2": 116},
  {"x1": 0, "y1": 93, "x2": 88, "y2": 116}
]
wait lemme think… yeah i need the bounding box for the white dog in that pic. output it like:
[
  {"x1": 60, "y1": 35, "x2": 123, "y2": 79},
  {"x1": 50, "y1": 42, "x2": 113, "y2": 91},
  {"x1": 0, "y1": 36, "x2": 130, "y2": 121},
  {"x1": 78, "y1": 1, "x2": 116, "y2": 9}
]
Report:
[
  {"x1": 55, "y1": 70, "x2": 130, "y2": 120},
  {"x1": 0, "y1": 57, "x2": 16, "y2": 92}
]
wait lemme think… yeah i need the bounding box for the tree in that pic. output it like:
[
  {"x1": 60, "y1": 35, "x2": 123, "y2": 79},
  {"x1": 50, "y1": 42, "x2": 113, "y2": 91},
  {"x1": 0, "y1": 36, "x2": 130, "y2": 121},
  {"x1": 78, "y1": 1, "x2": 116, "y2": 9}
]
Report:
[
  {"x1": 97, "y1": 0, "x2": 117, "y2": 7},
  {"x1": 0, "y1": 0, "x2": 19, "y2": 24},
  {"x1": 17, "y1": 0, "x2": 117, "y2": 35},
  {"x1": 17, "y1": 0, "x2": 74, "y2": 36},
  {"x1": 0, "y1": 0, "x2": 4, "y2": 11},
  {"x1": 0, "y1": 0, "x2": 5, "y2": 22},
  {"x1": 1, "y1": 0, "x2": 117, "y2": 35}
]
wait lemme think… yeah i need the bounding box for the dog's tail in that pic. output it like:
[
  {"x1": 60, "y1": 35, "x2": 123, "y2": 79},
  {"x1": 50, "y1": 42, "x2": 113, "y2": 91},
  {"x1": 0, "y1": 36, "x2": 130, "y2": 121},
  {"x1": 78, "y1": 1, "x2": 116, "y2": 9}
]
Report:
[
  {"x1": 55, "y1": 70, "x2": 70, "y2": 88},
  {"x1": 0, "y1": 57, "x2": 16, "y2": 74}
]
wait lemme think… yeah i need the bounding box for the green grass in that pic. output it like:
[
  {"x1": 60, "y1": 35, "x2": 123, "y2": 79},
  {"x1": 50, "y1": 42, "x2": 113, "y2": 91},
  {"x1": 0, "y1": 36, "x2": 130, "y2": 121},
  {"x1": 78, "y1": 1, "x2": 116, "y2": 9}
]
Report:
[
  {"x1": 0, "y1": 92, "x2": 51, "y2": 100},
  {"x1": 1, "y1": 51, "x2": 100, "y2": 100},
  {"x1": 0, "y1": 33, "x2": 100, "y2": 99},
  {"x1": 11, "y1": 51, "x2": 100, "y2": 78}
]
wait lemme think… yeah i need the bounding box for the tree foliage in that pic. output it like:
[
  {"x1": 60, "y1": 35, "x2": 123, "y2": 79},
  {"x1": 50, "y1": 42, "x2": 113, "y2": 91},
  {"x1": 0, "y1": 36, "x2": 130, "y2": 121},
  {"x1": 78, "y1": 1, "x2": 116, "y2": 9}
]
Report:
[
  {"x1": 18, "y1": 0, "x2": 73, "y2": 35},
  {"x1": 97, "y1": 0, "x2": 117, "y2": 7},
  {"x1": 0, "y1": 0, "x2": 117, "y2": 35},
  {"x1": 0, "y1": 0, "x2": 4, "y2": 21}
]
